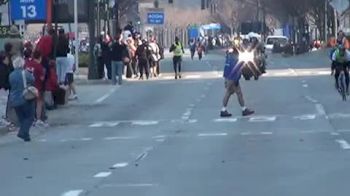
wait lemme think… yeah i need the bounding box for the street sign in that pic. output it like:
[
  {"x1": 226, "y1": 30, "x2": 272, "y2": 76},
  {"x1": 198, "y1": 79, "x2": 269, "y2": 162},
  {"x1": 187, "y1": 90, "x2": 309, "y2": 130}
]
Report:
[
  {"x1": 11, "y1": 0, "x2": 47, "y2": 21},
  {"x1": 147, "y1": 12, "x2": 165, "y2": 25}
]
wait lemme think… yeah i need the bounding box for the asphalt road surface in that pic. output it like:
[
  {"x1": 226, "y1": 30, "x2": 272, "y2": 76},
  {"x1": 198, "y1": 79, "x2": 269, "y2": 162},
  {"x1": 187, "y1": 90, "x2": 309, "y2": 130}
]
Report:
[{"x1": 2, "y1": 49, "x2": 350, "y2": 196}]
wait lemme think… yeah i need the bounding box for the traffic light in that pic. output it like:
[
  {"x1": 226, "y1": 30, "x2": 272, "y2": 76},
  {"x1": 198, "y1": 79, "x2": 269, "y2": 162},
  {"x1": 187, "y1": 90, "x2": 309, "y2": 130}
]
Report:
[
  {"x1": 169, "y1": 0, "x2": 173, "y2": 3},
  {"x1": 201, "y1": 0, "x2": 205, "y2": 10}
]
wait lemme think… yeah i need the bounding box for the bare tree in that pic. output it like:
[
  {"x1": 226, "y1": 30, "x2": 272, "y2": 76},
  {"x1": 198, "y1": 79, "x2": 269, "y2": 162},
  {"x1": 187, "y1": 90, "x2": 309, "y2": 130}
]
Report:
[
  {"x1": 213, "y1": 0, "x2": 238, "y2": 35},
  {"x1": 164, "y1": 6, "x2": 211, "y2": 27}
]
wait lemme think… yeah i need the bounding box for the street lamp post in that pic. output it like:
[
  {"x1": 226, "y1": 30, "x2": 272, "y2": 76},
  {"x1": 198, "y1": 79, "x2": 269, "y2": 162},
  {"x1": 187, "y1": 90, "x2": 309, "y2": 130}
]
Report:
[
  {"x1": 74, "y1": 0, "x2": 79, "y2": 73},
  {"x1": 325, "y1": 0, "x2": 328, "y2": 42}
]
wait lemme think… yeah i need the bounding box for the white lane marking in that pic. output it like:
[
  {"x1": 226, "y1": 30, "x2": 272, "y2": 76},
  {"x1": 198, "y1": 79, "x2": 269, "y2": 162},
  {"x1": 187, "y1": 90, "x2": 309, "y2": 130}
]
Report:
[
  {"x1": 112, "y1": 162, "x2": 129, "y2": 169},
  {"x1": 182, "y1": 116, "x2": 190, "y2": 120},
  {"x1": 131, "y1": 121, "x2": 159, "y2": 126},
  {"x1": 214, "y1": 118, "x2": 238, "y2": 122},
  {"x1": 188, "y1": 119, "x2": 198, "y2": 123},
  {"x1": 294, "y1": 114, "x2": 317, "y2": 120},
  {"x1": 260, "y1": 132, "x2": 273, "y2": 135},
  {"x1": 89, "y1": 122, "x2": 103, "y2": 128},
  {"x1": 200, "y1": 94, "x2": 206, "y2": 98},
  {"x1": 163, "y1": 76, "x2": 174, "y2": 80},
  {"x1": 302, "y1": 80, "x2": 307, "y2": 83},
  {"x1": 249, "y1": 116, "x2": 276, "y2": 122},
  {"x1": 288, "y1": 68, "x2": 298, "y2": 76},
  {"x1": 300, "y1": 71, "x2": 312, "y2": 75},
  {"x1": 156, "y1": 138, "x2": 165, "y2": 142},
  {"x1": 104, "y1": 136, "x2": 137, "y2": 140},
  {"x1": 302, "y1": 84, "x2": 308, "y2": 88},
  {"x1": 196, "y1": 98, "x2": 201, "y2": 102},
  {"x1": 89, "y1": 122, "x2": 120, "y2": 128},
  {"x1": 183, "y1": 111, "x2": 191, "y2": 116},
  {"x1": 305, "y1": 96, "x2": 318, "y2": 103},
  {"x1": 136, "y1": 152, "x2": 149, "y2": 162},
  {"x1": 189, "y1": 104, "x2": 195, "y2": 108},
  {"x1": 317, "y1": 71, "x2": 331, "y2": 75},
  {"x1": 95, "y1": 87, "x2": 118, "y2": 104},
  {"x1": 80, "y1": 138, "x2": 93, "y2": 141},
  {"x1": 94, "y1": 172, "x2": 112, "y2": 178},
  {"x1": 185, "y1": 75, "x2": 201, "y2": 79},
  {"x1": 101, "y1": 183, "x2": 157, "y2": 188},
  {"x1": 152, "y1": 135, "x2": 166, "y2": 139},
  {"x1": 181, "y1": 108, "x2": 193, "y2": 120},
  {"x1": 329, "y1": 113, "x2": 350, "y2": 119},
  {"x1": 336, "y1": 139, "x2": 350, "y2": 150},
  {"x1": 315, "y1": 104, "x2": 326, "y2": 116},
  {"x1": 331, "y1": 132, "x2": 340, "y2": 136},
  {"x1": 62, "y1": 190, "x2": 84, "y2": 196},
  {"x1": 198, "y1": 133, "x2": 228, "y2": 137}
]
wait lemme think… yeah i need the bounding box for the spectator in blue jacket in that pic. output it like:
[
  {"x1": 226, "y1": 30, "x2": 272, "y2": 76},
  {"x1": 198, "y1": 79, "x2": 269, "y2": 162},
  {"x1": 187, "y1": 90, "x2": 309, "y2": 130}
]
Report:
[
  {"x1": 220, "y1": 47, "x2": 255, "y2": 117},
  {"x1": 9, "y1": 57, "x2": 35, "y2": 142}
]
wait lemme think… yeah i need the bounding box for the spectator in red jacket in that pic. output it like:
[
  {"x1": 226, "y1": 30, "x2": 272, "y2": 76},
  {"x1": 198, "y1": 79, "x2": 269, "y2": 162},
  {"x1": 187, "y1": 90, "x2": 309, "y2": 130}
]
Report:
[
  {"x1": 25, "y1": 50, "x2": 48, "y2": 127},
  {"x1": 36, "y1": 29, "x2": 55, "y2": 60},
  {"x1": 36, "y1": 29, "x2": 55, "y2": 89}
]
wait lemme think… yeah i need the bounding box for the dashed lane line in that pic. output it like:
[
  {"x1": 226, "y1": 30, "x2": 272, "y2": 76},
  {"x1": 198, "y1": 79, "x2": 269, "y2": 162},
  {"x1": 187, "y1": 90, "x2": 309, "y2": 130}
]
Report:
[
  {"x1": 336, "y1": 139, "x2": 350, "y2": 150},
  {"x1": 131, "y1": 121, "x2": 159, "y2": 126},
  {"x1": 294, "y1": 114, "x2": 316, "y2": 120},
  {"x1": 198, "y1": 133, "x2": 228, "y2": 137},
  {"x1": 213, "y1": 118, "x2": 238, "y2": 122},
  {"x1": 260, "y1": 132, "x2": 273, "y2": 135},
  {"x1": 111, "y1": 162, "x2": 129, "y2": 169},
  {"x1": 103, "y1": 136, "x2": 138, "y2": 140},
  {"x1": 331, "y1": 132, "x2": 340, "y2": 136},
  {"x1": 94, "y1": 172, "x2": 112, "y2": 178},
  {"x1": 248, "y1": 116, "x2": 277, "y2": 122},
  {"x1": 100, "y1": 183, "x2": 158, "y2": 188},
  {"x1": 185, "y1": 75, "x2": 201, "y2": 79},
  {"x1": 61, "y1": 190, "x2": 84, "y2": 196}
]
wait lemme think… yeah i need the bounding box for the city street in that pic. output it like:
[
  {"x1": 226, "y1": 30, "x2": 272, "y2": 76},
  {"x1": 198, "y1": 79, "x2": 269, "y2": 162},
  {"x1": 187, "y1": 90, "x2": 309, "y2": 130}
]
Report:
[{"x1": 2, "y1": 50, "x2": 350, "y2": 196}]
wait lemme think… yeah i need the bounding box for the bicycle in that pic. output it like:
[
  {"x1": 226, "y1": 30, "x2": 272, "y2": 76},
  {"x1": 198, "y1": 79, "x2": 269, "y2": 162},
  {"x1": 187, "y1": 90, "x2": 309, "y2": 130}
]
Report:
[{"x1": 337, "y1": 68, "x2": 347, "y2": 101}]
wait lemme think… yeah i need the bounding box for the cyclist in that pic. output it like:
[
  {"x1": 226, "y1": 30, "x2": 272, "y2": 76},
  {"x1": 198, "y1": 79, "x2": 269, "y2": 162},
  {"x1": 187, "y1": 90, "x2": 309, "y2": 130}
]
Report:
[{"x1": 332, "y1": 45, "x2": 350, "y2": 94}]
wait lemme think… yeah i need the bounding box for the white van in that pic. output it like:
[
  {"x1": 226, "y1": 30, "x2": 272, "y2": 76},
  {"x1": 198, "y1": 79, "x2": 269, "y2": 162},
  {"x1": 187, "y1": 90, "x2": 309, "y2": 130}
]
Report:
[{"x1": 265, "y1": 36, "x2": 289, "y2": 51}]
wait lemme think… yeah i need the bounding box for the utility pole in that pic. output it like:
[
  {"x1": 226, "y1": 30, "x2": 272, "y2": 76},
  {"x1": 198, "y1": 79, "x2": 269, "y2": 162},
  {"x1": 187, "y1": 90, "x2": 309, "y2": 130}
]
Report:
[
  {"x1": 334, "y1": 8, "x2": 338, "y2": 39},
  {"x1": 74, "y1": 0, "x2": 79, "y2": 73},
  {"x1": 325, "y1": 0, "x2": 328, "y2": 42},
  {"x1": 88, "y1": 0, "x2": 98, "y2": 79},
  {"x1": 113, "y1": 0, "x2": 119, "y2": 36}
]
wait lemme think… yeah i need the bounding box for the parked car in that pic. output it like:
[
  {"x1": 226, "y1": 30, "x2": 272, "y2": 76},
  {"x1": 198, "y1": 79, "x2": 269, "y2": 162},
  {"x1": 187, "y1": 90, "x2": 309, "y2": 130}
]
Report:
[{"x1": 265, "y1": 36, "x2": 289, "y2": 53}]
